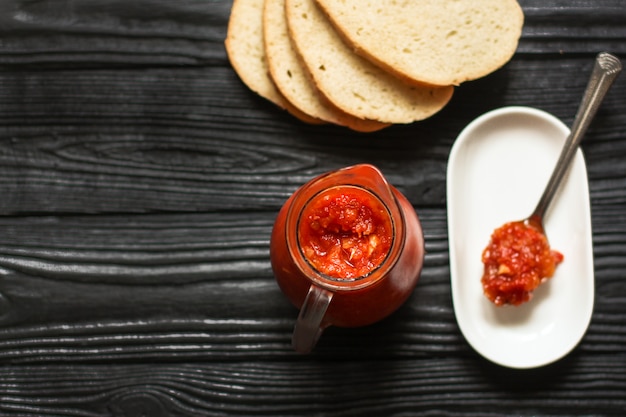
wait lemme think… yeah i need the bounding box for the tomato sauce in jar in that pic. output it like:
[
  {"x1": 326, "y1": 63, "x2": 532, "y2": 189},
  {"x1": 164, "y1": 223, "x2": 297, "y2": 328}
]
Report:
[
  {"x1": 297, "y1": 186, "x2": 393, "y2": 279},
  {"x1": 481, "y1": 221, "x2": 564, "y2": 306}
]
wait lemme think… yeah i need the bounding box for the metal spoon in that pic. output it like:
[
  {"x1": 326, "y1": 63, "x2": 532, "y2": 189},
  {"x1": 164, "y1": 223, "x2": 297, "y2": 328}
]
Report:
[
  {"x1": 481, "y1": 53, "x2": 622, "y2": 307},
  {"x1": 525, "y1": 52, "x2": 621, "y2": 232}
]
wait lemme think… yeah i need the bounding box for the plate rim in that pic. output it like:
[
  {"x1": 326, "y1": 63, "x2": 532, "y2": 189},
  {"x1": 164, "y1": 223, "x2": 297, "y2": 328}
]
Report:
[{"x1": 446, "y1": 106, "x2": 595, "y2": 369}]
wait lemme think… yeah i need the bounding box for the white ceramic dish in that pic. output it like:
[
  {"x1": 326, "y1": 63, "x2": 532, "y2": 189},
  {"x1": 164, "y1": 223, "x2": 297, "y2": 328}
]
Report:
[{"x1": 447, "y1": 106, "x2": 595, "y2": 369}]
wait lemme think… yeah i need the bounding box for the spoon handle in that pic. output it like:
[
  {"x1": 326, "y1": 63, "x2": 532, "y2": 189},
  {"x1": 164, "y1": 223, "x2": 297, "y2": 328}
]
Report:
[{"x1": 531, "y1": 52, "x2": 622, "y2": 221}]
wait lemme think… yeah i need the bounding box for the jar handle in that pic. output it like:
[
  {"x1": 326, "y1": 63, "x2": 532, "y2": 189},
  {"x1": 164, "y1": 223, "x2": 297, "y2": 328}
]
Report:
[{"x1": 292, "y1": 285, "x2": 333, "y2": 353}]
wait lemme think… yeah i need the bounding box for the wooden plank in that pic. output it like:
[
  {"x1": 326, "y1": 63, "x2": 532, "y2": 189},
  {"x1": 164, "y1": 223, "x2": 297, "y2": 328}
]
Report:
[
  {"x1": 0, "y1": 208, "x2": 623, "y2": 362},
  {"x1": 0, "y1": 57, "x2": 625, "y2": 214},
  {"x1": 0, "y1": 357, "x2": 624, "y2": 416},
  {"x1": 0, "y1": 0, "x2": 624, "y2": 68}
]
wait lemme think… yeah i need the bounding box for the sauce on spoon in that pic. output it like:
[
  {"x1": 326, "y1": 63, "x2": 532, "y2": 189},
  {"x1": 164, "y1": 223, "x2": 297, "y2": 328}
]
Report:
[{"x1": 481, "y1": 220, "x2": 563, "y2": 306}]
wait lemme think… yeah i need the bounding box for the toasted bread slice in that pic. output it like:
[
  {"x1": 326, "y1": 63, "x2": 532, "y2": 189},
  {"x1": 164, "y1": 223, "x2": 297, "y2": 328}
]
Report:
[
  {"x1": 315, "y1": 0, "x2": 524, "y2": 86},
  {"x1": 264, "y1": 0, "x2": 390, "y2": 132},
  {"x1": 285, "y1": 0, "x2": 454, "y2": 124},
  {"x1": 225, "y1": 0, "x2": 319, "y2": 124}
]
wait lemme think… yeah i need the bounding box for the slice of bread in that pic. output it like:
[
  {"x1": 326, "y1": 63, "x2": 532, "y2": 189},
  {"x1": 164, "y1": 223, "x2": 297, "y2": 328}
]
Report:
[
  {"x1": 315, "y1": 0, "x2": 524, "y2": 86},
  {"x1": 264, "y1": 0, "x2": 390, "y2": 132},
  {"x1": 285, "y1": 0, "x2": 454, "y2": 124},
  {"x1": 225, "y1": 0, "x2": 319, "y2": 124}
]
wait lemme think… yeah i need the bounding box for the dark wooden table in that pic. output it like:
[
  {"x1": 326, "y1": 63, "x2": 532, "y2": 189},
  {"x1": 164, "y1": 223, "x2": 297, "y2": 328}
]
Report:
[{"x1": 0, "y1": 1, "x2": 625, "y2": 415}]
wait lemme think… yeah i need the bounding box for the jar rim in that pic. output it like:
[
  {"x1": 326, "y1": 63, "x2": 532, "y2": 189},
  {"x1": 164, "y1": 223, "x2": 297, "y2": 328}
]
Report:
[{"x1": 285, "y1": 166, "x2": 406, "y2": 292}]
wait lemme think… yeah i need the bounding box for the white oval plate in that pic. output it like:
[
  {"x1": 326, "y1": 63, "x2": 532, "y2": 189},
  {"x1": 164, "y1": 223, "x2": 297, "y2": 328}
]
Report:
[{"x1": 447, "y1": 106, "x2": 595, "y2": 369}]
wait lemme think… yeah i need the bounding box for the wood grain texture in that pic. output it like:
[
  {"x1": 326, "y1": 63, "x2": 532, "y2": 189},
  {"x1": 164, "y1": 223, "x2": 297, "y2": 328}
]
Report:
[
  {"x1": 0, "y1": 357, "x2": 625, "y2": 416},
  {"x1": 0, "y1": 0, "x2": 625, "y2": 415}
]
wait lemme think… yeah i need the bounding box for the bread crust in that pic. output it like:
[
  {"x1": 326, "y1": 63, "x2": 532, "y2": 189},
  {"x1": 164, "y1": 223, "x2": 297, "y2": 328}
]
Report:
[
  {"x1": 263, "y1": 0, "x2": 390, "y2": 131},
  {"x1": 225, "y1": 0, "x2": 320, "y2": 124}
]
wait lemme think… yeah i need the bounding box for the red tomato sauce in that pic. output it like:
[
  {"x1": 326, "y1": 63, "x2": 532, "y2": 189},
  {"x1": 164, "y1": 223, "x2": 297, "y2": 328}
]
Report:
[
  {"x1": 297, "y1": 186, "x2": 393, "y2": 279},
  {"x1": 481, "y1": 221, "x2": 564, "y2": 306}
]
